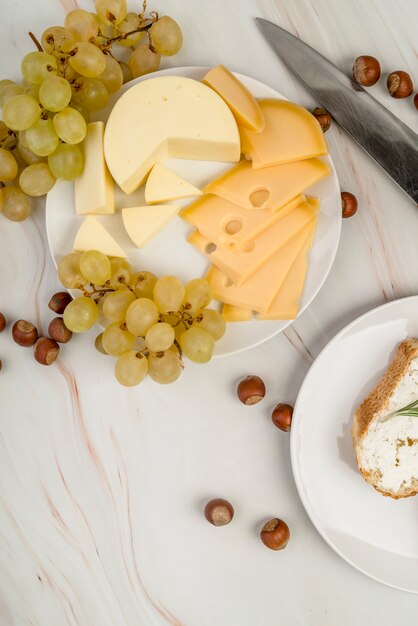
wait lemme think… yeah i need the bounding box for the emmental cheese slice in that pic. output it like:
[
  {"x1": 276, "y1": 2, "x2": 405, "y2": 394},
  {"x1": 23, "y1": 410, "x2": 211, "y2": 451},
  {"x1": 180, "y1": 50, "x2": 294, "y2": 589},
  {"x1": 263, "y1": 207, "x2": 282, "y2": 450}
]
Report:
[
  {"x1": 73, "y1": 216, "x2": 126, "y2": 257},
  {"x1": 239, "y1": 99, "x2": 328, "y2": 168},
  {"x1": 74, "y1": 121, "x2": 115, "y2": 215},
  {"x1": 203, "y1": 158, "x2": 330, "y2": 211},
  {"x1": 145, "y1": 164, "x2": 202, "y2": 204},
  {"x1": 206, "y1": 222, "x2": 315, "y2": 312},
  {"x1": 104, "y1": 76, "x2": 240, "y2": 194},
  {"x1": 189, "y1": 199, "x2": 316, "y2": 284},
  {"x1": 202, "y1": 65, "x2": 264, "y2": 132},
  {"x1": 181, "y1": 193, "x2": 304, "y2": 248},
  {"x1": 122, "y1": 205, "x2": 180, "y2": 248}
]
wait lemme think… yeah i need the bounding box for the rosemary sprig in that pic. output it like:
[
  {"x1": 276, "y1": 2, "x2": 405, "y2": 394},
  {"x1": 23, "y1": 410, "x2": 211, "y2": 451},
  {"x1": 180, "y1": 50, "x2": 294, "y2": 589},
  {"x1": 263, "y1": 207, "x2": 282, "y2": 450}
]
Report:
[{"x1": 382, "y1": 398, "x2": 418, "y2": 422}]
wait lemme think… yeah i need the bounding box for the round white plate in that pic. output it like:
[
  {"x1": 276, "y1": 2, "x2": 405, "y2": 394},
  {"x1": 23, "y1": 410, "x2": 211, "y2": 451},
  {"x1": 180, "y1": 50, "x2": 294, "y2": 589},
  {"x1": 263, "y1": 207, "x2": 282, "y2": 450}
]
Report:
[
  {"x1": 46, "y1": 66, "x2": 341, "y2": 357},
  {"x1": 291, "y1": 296, "x2": 418, "y2": 593}
]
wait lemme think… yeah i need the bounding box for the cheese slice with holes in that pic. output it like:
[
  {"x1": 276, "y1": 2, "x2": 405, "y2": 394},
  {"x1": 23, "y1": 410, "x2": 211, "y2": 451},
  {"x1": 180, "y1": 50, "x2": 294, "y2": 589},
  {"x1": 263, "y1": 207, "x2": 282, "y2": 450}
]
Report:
[
  {"x1": 75, "y1": 122, "x2": 115, "y2": 215},
  {"x1": 73, "y1": 216, "x2": 126, "y2": 257},
  {"x1": 240, "y1": 99, "x2": 328, "y2": 168},
  {"x1": 145, "y1": 163, "x2": 202, "y2": 204},
  {"x1": 206, "y1": 223, "x2": 315, "y2": 312},
  {"x1": 104, "y1": 76, "x2": 240, "y2": 194},
  {"x1": 203, "y1": 158, "x2": 330, "y2": 211},
  {"x1": 202, "y1": 65, "x2": 264, "y2": 131},
  {"x1": 122, "y1": 205, "x2": 180, "y2": 248},
  {"x1": 189, "y1": 199, "x2": 316, "y2": 284},
  {"x1": 181, "y1": 193, "x2": 304, "y2": 248}
]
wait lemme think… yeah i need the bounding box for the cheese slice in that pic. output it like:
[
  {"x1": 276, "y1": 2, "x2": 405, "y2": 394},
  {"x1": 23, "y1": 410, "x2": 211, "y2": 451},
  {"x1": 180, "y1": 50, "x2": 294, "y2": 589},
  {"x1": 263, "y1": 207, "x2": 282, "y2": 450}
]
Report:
[
  {"x1": 73, "y1": 216, "x2": 126, "y2": 257},
  {"x1": 222, "y1": 304, "x2": 252, "y2": 322},
  {"x1": 74, "y1": 121, "x2": 115, "y2": 215},
  {"x1": 203, "y1": 158, "x2": 330, "y2": 211},
  {"x1": 202, "y1": 65, "x2": 264, "y2": 132},
  {"x1": 104, "y1": 76, "x2": 240, "y2": 194},
  {"x1": 122, "y1": 205, "x2": 180, "y2": 248},
  {"x1": 181, "y1": 193, "x2": 304, "y2": 249},
  {"x1": 189, "y1": 199, "x2": 316, "y2": 284},
  {"x1": 206, "y1": 223, "x2": 314, "y2": 312},
  {"x1": 239, "y1": 99, "x2": 328, "y2": 168},
  {"x1": 145, "y1": 163, "x2": 202, "y2": 204}
]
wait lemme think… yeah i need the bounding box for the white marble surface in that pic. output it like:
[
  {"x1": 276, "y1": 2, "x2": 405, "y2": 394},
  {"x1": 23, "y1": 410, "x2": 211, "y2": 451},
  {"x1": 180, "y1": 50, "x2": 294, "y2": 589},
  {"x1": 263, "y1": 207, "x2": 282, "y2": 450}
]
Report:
[{"x1": 1, "y1": 1, "x2": 418, "y2": 625}]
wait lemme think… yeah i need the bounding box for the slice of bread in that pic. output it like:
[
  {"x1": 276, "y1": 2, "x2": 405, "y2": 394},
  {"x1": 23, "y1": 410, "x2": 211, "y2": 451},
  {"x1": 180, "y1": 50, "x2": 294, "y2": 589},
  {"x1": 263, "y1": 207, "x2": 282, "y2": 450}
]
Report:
[{"x1": 352, "y1": 339, "x2": 418, "y2": 499}]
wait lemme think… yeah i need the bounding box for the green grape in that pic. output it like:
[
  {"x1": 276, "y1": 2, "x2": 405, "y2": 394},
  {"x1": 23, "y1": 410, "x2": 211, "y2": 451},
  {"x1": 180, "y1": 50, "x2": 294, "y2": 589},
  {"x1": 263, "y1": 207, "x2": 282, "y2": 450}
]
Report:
[
  {"x1": 109, "y1": 257, "x2": 132, "y2": 288},
  {"x1": 69, "y1": 43, "x2": 106, "y2": 78},
  {"x1": 115, "y1": 350, "x2": 148, "y2": 387},
  {"x1": 18, "y1": 140, "x2": 45, "y2": 165},
  {"x1": 0, "y1": 148, "x2": 18, "y2": 182},
  {"x1": 153, "y1": 276, "x2": 185, "y2": 313},
  {"x1": 148, "y1": 347, "x2": 182, "y2": 384},
  {"x1": 69, "y1": 100, "x2": 90, "y2": 123},
  {"x1": 132, "y1": 271, "x2": 157, "y2": 299},
  {"x1": 64, "y1": 296, "x2": 98, "y2": 333},
  {"x1": 195, "y1": 308, "x2": 226, "y2": 341},
  {"x1": 0, "y1": 84, "x2": 25, "y2": 108},
  {"x1": 180, "y1": 326, "x2": 214, "y2": 364},
  {"x1": 79, "y1": 249, "x2": 111, "y2": 284},
  {"x1": 58, "y1": 252, "x2": 84, "y2": 288},
  {"x1": 102, "y1": 288, "x2": 135, "y2": 322},
  {"x1": 72, "y1": 77, "x2": 109, "y2": 111},
  {"x1": 126, "y1": 298, "x2": 159, "y2": 336},
  {"x1": 2, "y1": 95, "x2": 40, "y2": 131},
  {"x1": 119, "y1": 61, "x2": 132, "y2": 84},
  {"x1": 26, "y1": 119, "x2": 59, "y2": 157},
  {"x1": 94, "y1": 332, "x2": 107, "y2": 354},
  {"x1": 128, "y1": 44, "x2": 160, "y2": 78},
  {"x1": 184, "y1": 278, "x2": 212, "y2": 312},
  {"x1": 1, "y1": 187, "x2": 31, "y2": 222},
  {"x1": 19, "y1": 163, "x2": 56, "y2": 196},
  {"x1": 150, "y1": 16, "x2": 183, "y2": 56},
  {"x1": 65, "y1": 10, "x2": 99, "y2": 42},
  {"x1": 102, "y1": 321, "x2": 135, "y2": 355},
  {"x1": 41, "y1": 26, "x2": 75, "y2": 54},
  {"x1": 117, "y1": 12, "x2": 144, "y2": 47},
  {"x1": 48, "y1": 143, "x2": 84, "y2": 180},
  {"x1": 174, "y1": 321, "x2": 186, "y2": 343},
  {"x1": 39, "y1": 76, "x2": 72, "y2": 112},
  {"x1": 145, "y1": 322, "x2": 175, "y2": 353},
  {"x1": 0, "y1": 79, "x2": 14, "y2": 96},
  {"x1": 23, "y1": 83, "x2": 40, "y2": 100},
  {"x1": 0, "y1": 187, "x2": 3, "y2": 212},
  {"x1": 53, "y1": 107, "x2": 87, "y2": 144},
  {"x1": 97, "y1": 55, "x2": 123, "y2": 94},
  {"x1": 95, "y1": 0, "x2": 127, "y2": 26},
  {"x1": 21, "y1": 52, "x2": 58, "y2": 85}
]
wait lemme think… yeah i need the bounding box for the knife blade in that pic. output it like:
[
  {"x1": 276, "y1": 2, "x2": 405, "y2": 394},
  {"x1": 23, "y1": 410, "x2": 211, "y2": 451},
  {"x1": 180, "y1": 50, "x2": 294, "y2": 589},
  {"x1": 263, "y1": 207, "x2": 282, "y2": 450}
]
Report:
[{"x1": 256, "y1": 18, "x2": 418, "y2": 204}]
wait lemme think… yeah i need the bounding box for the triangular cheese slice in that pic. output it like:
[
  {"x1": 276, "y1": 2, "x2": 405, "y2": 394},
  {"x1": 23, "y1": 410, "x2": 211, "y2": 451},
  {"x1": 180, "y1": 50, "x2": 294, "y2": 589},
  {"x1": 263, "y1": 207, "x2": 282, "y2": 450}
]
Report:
[
  {"x1": 122, "y1": 205, "x2": 180, "y2": 248},
  {"x1": 73, "y1": 216, "x2": 126, "y2": 258},
  {"x1": 145, "y1": 164, "x2": 202, "y2": 204}
]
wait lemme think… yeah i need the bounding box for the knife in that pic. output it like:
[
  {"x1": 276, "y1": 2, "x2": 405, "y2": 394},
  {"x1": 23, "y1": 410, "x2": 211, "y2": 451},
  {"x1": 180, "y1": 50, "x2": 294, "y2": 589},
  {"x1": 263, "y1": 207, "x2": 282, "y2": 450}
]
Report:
[{"x1": 256, "y1": 18, "x2": 418, "y2": 204}]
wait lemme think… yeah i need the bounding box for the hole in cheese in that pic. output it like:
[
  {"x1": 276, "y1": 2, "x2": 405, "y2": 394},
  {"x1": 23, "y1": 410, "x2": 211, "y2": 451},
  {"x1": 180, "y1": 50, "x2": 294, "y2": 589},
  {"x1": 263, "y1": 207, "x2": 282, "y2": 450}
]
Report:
[
  {"x1": 241, "y1": 240, "x2": 255, "y2": 253},
  {"x1": 205, "y1": 242, "x2": 217, "y2": 254},
  {"x1": 224, "y1": 219, "x2": 243, "y2": 235},
  {"x1": 249, "y1": 188, "x2": 270, "y2": 208},
  {"x1": 223, "y1": 276, "x2": 233, "y2": 288}
]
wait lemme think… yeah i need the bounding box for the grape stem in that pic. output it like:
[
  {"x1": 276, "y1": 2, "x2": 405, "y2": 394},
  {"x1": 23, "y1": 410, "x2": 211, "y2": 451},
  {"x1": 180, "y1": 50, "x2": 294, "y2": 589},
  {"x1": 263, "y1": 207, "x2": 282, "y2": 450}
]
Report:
[
  {"x1": 28, "y1": 31, "x2": 43, "y2": 52},
  {"x1": 102, "y1": 20, "x2": 155, "y2": 48}
]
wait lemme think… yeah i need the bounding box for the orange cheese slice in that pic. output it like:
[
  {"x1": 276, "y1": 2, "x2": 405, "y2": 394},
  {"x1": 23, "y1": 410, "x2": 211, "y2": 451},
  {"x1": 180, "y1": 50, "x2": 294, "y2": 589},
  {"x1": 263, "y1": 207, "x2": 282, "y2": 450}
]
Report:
[
  {"x1": 181, "y1": 193, "x2": 304, "y2": 248},
  {"x1": 189, "y1": 199, "x2": 316, "y2": 284},
  {"x1": 203, "y1": 157, "x2": 330, "y2": 211},
  {"x1": 239, "y1": 99, "x2": 328, "y2": 168},
  {"x1": 202, "y1": 65, "x2": 264, "y2": 132},
  {"x1": 206, "y1": 222, "x2": 315, "y2": 312}
]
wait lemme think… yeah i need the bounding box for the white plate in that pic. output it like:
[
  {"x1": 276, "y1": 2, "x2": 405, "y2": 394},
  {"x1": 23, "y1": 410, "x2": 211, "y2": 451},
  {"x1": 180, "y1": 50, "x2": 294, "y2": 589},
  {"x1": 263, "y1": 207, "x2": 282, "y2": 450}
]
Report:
[
  {"x1": 291, "y1": 296, "x2": 418, "y2": 593},
  {"x1": 46, "y1": 66, "x2": 341, "y2": 357}
]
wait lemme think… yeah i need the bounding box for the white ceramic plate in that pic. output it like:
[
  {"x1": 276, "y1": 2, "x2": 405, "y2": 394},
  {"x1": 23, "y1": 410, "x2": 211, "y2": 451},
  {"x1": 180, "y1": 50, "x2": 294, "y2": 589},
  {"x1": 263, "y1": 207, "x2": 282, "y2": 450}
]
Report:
[
  {"x1": 291, "y1": 296, "x2": 418, "y2": 593},
  {"x1": 46, "y1": 66, "x2": 341, "y2": 357}
]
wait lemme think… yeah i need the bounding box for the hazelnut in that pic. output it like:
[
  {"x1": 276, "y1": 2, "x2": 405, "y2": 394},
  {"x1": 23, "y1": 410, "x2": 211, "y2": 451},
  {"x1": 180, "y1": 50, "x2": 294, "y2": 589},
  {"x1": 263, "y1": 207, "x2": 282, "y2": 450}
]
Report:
[
  {"x1": 34, "y1": 337, "x2": 60, "y2": 365},
  {"x1": 0, "y1": 359, "x2": 2, "y2": 371},
  {"x1": 48, "y1": 317, "x2": 72, "y2": 343},
  {"x1": 341, "y1": 191, "x2": 358, "y2": 218},
  {"x1": 260, "y1": 518, "x2": 290, "y2": 550},
  {"x1": 204, "y1": 499, "x2": 234, "y2": 526},
  {"x1": 12, "y1": 319, "x2": 38, "y2": 347},
  {"x1": 387, "y1": 71, "x2": 413, "y2": 98},
  {"x1": 352, "y1": 55, "x2": 381, "y2": 86},
  {"x1": 413, "y1": 93, "x2": 418, "y2": 110},
  {"x1": 48, "y1": 291, "x2": 72, "y2": 314},
  {"x1": 272, "y1": 403, "x2": 293, "y2": 432},
  {"x1": 0, "y1": 312, "x2": 6, "y2": 332},
  {"x1": 312, "y1": 107, "x2": 332, "y2": 132},
  {"x1": 237, "y1": 375, "x2": 266, "y2": 405}
]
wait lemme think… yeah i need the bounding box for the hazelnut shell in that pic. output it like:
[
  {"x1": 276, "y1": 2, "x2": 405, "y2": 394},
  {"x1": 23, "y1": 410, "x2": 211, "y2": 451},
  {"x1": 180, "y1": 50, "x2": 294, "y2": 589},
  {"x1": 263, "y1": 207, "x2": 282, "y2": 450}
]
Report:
[{"x1": 237, "y1": 375, "x2": 266, "y2": 405}]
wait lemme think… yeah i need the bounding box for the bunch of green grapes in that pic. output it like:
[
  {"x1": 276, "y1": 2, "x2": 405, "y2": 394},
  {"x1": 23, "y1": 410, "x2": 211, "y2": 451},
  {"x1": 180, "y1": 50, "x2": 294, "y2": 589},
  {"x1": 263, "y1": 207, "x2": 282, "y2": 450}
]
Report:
[
  {"x1": 0, "y1": 1, "x2": 183, "y2": 223},
  {"x1": 58, "y1": 250, "x2": 226, "y2": 387}
]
